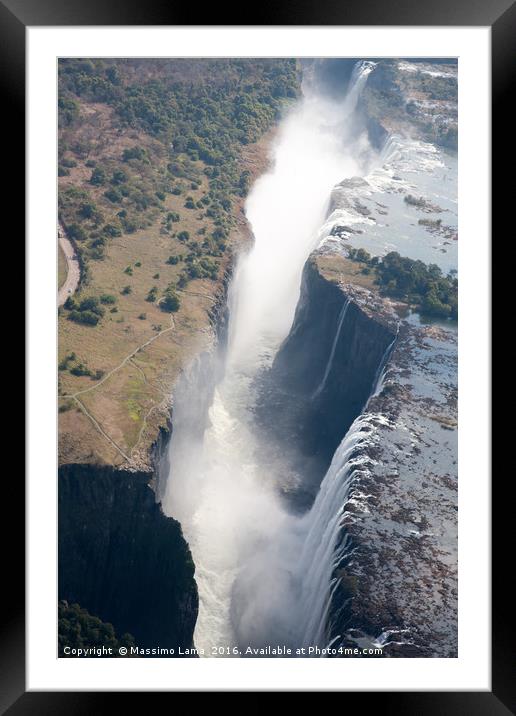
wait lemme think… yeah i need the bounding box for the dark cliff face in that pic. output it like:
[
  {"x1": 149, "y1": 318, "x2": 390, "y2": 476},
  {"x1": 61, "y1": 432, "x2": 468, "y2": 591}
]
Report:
[
  {"x1": 258, "y1": 258, "x2": 395, "y2": 506},
  {"x1": 264, "y1": 254, "x2": 456, "y2": 657},
  {"x1": 58, "y1": 464, "x2": 198, "y2": 652},
  {"x1": 327, "y1": 320, "x2": 458, "y2": 657}
]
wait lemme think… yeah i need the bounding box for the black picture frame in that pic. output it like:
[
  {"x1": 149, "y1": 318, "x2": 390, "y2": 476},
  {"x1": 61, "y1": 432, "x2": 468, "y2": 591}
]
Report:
[{"x1": 5, "y1": 0, "x2": 510, "y2": 709}]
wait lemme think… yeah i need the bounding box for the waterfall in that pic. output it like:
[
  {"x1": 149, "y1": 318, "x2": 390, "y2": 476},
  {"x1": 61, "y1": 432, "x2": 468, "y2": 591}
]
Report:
[
  {"x1": 344, "y1": 61, "x2": 376, "y2": 115},
  {"x1": 370, "y1": 327, "x2": 399, "y2": 398},
  {"x1": 312, "y1": 298, "x2": 351, "y2": 398},
  {"x1": 292, "y1": 329, "x2": 398, "y2": 651},
  {"x1": 162, "y1": 60, "x2": 377, "y2": 657},
  {"x1": 296, "y1": 416, "x2": 375, "y2": 647}
]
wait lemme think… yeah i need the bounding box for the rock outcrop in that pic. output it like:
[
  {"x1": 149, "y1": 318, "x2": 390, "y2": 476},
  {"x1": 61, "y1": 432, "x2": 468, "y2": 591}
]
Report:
[
  {"x1": 268, "y1": 252, "x2": 457, "y2": 657},
  {"x1": 258, "y1": 257, "x2": 396, "y2": 506},
  {"x1": 59, "y1": 464, "x2": 198, "y2": 653}
]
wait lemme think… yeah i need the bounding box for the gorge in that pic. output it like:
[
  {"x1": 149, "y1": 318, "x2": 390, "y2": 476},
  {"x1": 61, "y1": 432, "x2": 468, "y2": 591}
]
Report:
[{"x1": 58, "y1": 58, "x2": 458, "y2": 659}]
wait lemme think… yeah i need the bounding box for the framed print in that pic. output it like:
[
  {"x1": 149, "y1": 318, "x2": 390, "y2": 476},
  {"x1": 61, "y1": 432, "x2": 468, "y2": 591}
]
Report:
[{"x1": 4, "y1": 0, "x2": 510, "y2": 708}]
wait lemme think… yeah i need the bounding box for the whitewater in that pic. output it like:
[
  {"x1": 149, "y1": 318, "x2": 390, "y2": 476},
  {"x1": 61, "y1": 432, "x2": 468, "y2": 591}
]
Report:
[{"x1": 162, "y1": 61, "x2": 378, "y2": 656}]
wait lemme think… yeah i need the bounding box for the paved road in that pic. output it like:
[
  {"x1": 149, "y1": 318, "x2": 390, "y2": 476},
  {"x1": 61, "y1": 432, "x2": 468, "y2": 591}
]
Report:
[{"x1": 58, "y1": 224, "x2": 80, "y2": 307}]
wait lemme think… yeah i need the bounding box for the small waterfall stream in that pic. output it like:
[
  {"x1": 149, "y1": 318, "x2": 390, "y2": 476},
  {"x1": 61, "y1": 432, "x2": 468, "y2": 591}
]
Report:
[{"x1": 312, "y1": 298, "x2": 351, "y2": 398}]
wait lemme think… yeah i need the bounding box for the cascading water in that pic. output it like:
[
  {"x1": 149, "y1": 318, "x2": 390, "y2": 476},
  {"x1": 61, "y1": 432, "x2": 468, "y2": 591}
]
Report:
[
  {"x1": 231, "y1": 326, "x2": 397, "y2": 654},
  {"x1": 292, "y1": 339, "x2": 397, "y2": 651},
  {"x1": 295, "y1": 416, "x2": 376, "y2": 648},
  {"x1": 312, "y1": 298, "x2": 351, "y2": 398},
  {"x1": 162, "y1": 60, "x2": 381, "y2": 656}
]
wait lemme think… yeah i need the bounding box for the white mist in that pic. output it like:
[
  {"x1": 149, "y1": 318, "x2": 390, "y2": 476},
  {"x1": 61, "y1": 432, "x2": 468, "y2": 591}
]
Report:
[
  {"x1": 228, "y1": 92, "x2": 363, "y2": 371},
  {"x1": 162, "y1": 63, "x2": 375, "y2": 656}
]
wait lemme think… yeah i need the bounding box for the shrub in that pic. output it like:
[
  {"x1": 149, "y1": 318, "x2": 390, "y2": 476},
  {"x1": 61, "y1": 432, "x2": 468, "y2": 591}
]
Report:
[
  {"x1": 58, "y1": 96, "x2": 79, "y2": 127},
  {"x1": 160, "y1": 290, "x2": 181, "y2": 313},
  {"x1": 146, "y1": 286, "x2": 158, "y2": 302},
  {"x1": 121, "y1": 217, "x2": 138, "y2": 233},
  {"x1": 58, "y1": 357, "x2": 70, "y2": 371},
  {"x1": 90, "y1": 167, "x2": 106, "y2": 185},
  {"x1": 111, "y1": 169, "x2": 127, "y2": 185},
  {"x1": 403, "y1": 195, "x2": 434, "y2": 210},
  {"x1": 78, "y1": 202, "x2": 102, "y2": 221},
  {"x1": 69, "y1": 309, "x2": 100, "y2": 326},
  {"x1": 100, "y1": 294, "x2": 117, "y2": 304},
  {"x1": 103, "y1": 223, "x2": 122, "y2": 237},
  {"x1": 89, "y1": 246, "x2": 105, "y2": 260},
  {"x1": 67, "y1": 223, "x2": 87, "y2": 242},
  {"x1": 78, "y1": 296, "x2": 104, "y2": 316},
  {"x1": 122, "y1": 146, "x2": 145, "y2": 162},
  {"x1": 104, "y1": 188, "x2": 122, "y2": 203}
]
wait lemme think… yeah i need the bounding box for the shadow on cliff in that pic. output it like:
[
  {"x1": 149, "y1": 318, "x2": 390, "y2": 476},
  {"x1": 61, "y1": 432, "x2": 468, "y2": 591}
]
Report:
[
  {"x1": 254, "y1": 258, "x2": 395, "y2": 511},
  {"x1": 58, "y1": 464, "x2": 198, "y2": 654}
]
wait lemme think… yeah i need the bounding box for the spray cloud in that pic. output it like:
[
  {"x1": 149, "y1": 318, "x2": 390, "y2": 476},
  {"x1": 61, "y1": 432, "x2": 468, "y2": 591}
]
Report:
[{"x1": 162, "y1": 61, "x2": 376, "y2": 655}]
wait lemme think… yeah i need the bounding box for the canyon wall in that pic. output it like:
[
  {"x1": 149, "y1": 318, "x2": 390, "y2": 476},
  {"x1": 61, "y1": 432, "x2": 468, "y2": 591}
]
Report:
[
  {"x1": 58, "y1": 464, "x2": 198, "y2": 651},
  {"x1": 260, "y1": 257, "x2": 396, "y2": 506},
  {"x1": 268, "y1": 253, "x2": 458, "y2": 657},
  {"x1": 58, "y1": 263, "x2": 233, "y2": 653}
]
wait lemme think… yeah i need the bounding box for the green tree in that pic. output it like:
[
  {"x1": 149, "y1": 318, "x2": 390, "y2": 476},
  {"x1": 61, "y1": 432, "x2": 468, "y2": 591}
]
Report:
[
  {"x1": 90, "y1": 167, "x2": 106, "y2": 185},
  {"x1": 160, "y1": 290, "x2": 181, "y2": 313}
]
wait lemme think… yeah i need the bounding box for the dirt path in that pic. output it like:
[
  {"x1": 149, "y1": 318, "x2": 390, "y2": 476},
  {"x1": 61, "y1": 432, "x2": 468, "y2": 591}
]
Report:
[
  {"x1": 62, "y1": 315, "x2": 176, "y2": 400},
  {"x1": 58, "y1": 224, "x2": 80, "y2": 307},
  {"x1": 60, "y1": 316, "x2": 179, "y2": 462},
  {"x1": 59, "y1": 286, "x2": 214, "y2": 461},
  {"x1": 73, "y1": 396, "x2": 131, "y2": 463}
]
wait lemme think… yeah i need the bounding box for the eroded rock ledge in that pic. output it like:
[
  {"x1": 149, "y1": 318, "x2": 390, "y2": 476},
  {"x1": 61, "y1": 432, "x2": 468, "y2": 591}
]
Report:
[
  {"x1": 58, "y1": 463, "x2": 198, "y2": 652},
  {"x1": 258, "y1": 257, "x2": 396, "y2": 508},
  {"x1": 270, "y1": 251, "x2": 458, "y2": 657}
]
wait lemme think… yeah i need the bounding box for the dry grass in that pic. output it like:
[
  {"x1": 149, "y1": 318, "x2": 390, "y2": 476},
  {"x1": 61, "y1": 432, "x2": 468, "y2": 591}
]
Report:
[
  {"x1": 316, "y1": 254, "x2": 377, "y2": 291},
  {"x1": 58, "y1": 208, "x2": 226, "y2": 467},
  {"x1": 58, "y1": 104, "x2": 273, "y2": 468}
]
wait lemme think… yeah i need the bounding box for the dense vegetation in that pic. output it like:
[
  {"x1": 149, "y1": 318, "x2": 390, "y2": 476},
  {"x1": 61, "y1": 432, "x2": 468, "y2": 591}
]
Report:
[
  {"x1": 58, "y1": 601, "x2": 135, "y2": 656},
  {"x1": 58, "y1": 58, "x2": 299, "y2": 326},
  {"x1": 58, "y1": 350, "x2": 104, "y2": 380},
  {"x1": 347, "y1": 248, "x2": 458, "y2": 319}
]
